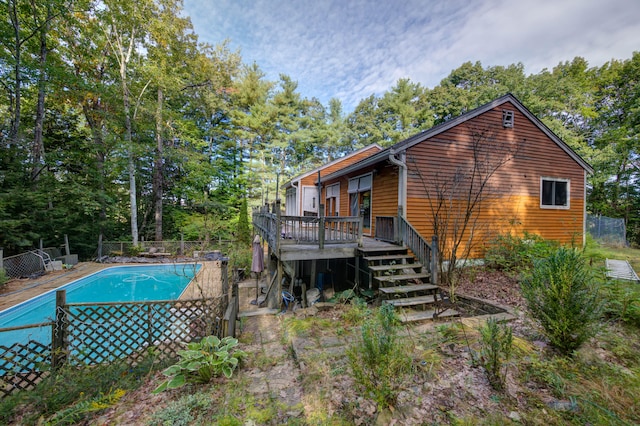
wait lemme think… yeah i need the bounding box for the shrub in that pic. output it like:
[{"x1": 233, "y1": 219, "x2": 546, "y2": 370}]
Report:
[
  {"x1": 520, "y1": 248, "x2": 601, "y2": 354},
  {"x1": 347, "y1": 304, "x2": 411, "y2": 409},
  {"x1": 485, "y1": 231, "x2": 557, "y2": 272},
  {"x1": 154, "y1": 336, "x2": 247, "y2": 393},
  {"x1": 600, "y1": 280, "x2": 640, "y2": 327},
  {"x1": 477, "y1": 318, "x2": 513, "y2": 390}
]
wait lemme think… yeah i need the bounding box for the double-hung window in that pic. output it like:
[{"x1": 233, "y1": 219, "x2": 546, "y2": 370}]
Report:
[{"x1": 540, "y1": 177, "x2": 569, "y2": 209}]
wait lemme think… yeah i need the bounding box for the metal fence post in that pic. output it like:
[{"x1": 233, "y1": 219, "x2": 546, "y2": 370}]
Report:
[{"x1": 52, "y1": 290, "x2": 68, "y2": 370}]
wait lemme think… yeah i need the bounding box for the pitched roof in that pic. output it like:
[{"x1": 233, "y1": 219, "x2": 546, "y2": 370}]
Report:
[
  {"x1": 282, "y1": 143, "x2": 383, "y2": 188},
  {"x1": 321, "y1": 93, "x2": 593, "y2": 183}
]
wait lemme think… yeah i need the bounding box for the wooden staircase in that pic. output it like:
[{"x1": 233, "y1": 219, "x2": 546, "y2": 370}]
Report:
[{"x1": 360, "y1": 246, "x2": 458, "y2": 323}]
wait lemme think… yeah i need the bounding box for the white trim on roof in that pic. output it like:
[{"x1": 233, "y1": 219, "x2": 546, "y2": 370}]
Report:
[{"x1": 321, "y1": 93, "x2": 593, "y2": 183}]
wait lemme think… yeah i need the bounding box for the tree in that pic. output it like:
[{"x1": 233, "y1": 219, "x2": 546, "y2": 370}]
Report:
[
  {"x1": 408, "y1": 122, "x2": 520, "y2": 296},
  {"x1": 99, "y1": 0, "x2": 156, "y2": 246}
]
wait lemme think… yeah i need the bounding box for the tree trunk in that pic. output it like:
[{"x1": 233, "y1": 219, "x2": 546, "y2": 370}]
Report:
[
  {"x1": 32, "y1": 3, "x2": 51, "y2": 181},
  {"x1": 153, "y1": 87, "x2": 163, "y2": 241},
  {"x1": 122, "y1": 71, "x2": 138, "y2": 245},
  {"x1": 8, "y1": 0, "x2": 21, "y2": 146}
]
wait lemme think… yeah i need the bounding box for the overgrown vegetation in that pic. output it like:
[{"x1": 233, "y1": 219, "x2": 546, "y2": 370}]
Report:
[
  {"x1": 485, "y1": 231, "x2": 559, "y2": 273},
  {"x1": 0, "y1": 352, "x2": 162, "y2": 425},
  {"x1": 521, "y1": 247, "x2": 602, "y2": 354},
  {"x1": 476, "y1": 317, "x2": 513, "y2": 390},
  {"x1": 3, "y1": 237, "x2": 639, "y2": 424},
  {"x1": 154, "y1": 336, "x2": 247, "y2": 393},
  {"x1": 346, "y1": 304, "x2": 412, "y2": 409}
]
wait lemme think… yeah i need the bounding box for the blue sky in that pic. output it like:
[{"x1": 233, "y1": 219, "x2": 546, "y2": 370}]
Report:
[{"x1": 184, "y1": 0, "x2": 640, "y2": 112}]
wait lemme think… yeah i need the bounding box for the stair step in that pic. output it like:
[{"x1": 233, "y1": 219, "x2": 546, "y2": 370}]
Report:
[
  {"x1": 378, "y1": 283, "x2": 438, "y2": 294},
  {"x1": 238, "y1": 308, "x2": 280, "y2": 318},
  {"x1": 383, "y1": 295, "x2": 437, "y2": 307},
  {"x1": 359, "y1": 246, "x2": 408, "y2": 254},
  {"x1": 363, "y1": 254, "x2": 414, "y2": 262},
  {"x1": 375, "y1": 273, "x2": 431, "y2": 284},
  {"x1": 399, "y1": 308, "x2": 459, "y2": 323},
  {"x1": 369, "y1": 263, "x2": 422, "y2": 272}
]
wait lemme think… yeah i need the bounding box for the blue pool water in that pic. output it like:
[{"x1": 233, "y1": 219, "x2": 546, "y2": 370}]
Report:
[{"x1": 0, "y1": 264, "x2": 201, "y2": 350}]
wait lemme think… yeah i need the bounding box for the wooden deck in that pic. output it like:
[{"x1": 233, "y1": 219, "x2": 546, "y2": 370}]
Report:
[{"x1": 276, "y1": 236, "x2": 401, "y2": 261}]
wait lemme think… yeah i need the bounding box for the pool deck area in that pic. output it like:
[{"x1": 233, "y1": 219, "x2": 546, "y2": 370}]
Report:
[
  {"x1": 0, "y1": 262, "x2": 110, "y2": 312},
  {"x1": 0, "y1": 261, "x2": 226, "y2": 313}
]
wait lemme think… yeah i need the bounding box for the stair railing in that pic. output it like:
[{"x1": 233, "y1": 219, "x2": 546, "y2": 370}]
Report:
[{"x1": 397, "y1": 214, "x2": 438, "y2": 285}]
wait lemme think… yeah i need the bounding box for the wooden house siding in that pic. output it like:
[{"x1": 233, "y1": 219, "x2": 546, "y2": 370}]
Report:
[
  {"x1": 404, "y1": 102, "x2": 587, "y2": 256},
  {"x1": 288, "y1": 145, "x2": 382, "y2": 215}
]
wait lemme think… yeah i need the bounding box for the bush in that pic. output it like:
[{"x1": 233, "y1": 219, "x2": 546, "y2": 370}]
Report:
[
  {"x1": 347, "y1": 305, "x2": 411, "y2": 409},
  {"x1": 485, "y1": 231, "x2": 557, "y2": 273},
  {"x1": 600, "y1": 280, "x2": 640, "y2": 327},
  {"x1": 520, "y1": 248, "x2": 601, "y2": 354},
  {"x1": 154, "y1": 336, "x2": 247, "y2": 393},
  {"x1": 477, "y1": 318, "x2": 513, "y2": 390}
]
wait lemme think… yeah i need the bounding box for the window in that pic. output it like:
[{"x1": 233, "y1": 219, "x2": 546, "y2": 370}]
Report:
[
  {"x1": 540, "y1": 178, "x2": 569, "y2": 209},
  {"x1": 502, "y1": 110, "x2": 514, "y2": 128}
]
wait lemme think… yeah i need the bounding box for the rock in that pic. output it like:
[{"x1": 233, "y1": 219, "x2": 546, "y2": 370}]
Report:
[
  {"x1": 547, "y1": 399, "x2": 578, "y2": 412},
  {"x1": 508, "y1": 411, "x2": 521, "y2": 421}
]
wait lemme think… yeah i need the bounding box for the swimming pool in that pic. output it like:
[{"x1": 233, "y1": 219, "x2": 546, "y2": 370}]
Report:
[{"x1": 0, "y1": 264, "x2": 201, "y2": 347}]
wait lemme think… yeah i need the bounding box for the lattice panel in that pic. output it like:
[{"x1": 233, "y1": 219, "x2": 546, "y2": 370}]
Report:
[
  {"x1": 0, "y1": 339, "x2": 51, "y2": 397},
  {"x1": 64, "y1": 297, "x2": 227, "y2": 367}
]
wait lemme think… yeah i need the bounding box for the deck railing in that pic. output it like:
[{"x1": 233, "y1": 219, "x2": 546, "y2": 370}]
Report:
[
  {"x1": 252, "y1": 201, "x2": 362, "y2": 249},
  {"x1": 398, "y1": 215, "x2": 439, "y2": 285}
]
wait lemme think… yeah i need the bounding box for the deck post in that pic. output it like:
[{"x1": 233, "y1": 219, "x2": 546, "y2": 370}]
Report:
[
  {"x1": 431, "y1": 235, "x2": 439, "y2": 285},
  {"x1": 275, "y1": 199, "x2": 281, "y2": 254},
  {"x1": 396, "y1": 206, "x2": 403, "y2": 244},
  {"x1": 357, "y1": 216, "x2": 363, "y2": 247},
  {"x1": 277, "y1": 260, "x2": 284, "y2": 311},
  {"x1": 319, "y1": 204, "x2": 325, "y2": 249},
  {"x1": 52, "y1": 290, "x2": 68, "y2": 370}
]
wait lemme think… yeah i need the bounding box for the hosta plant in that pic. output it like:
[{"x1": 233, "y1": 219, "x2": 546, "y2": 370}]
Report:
[{"x1": 154, "y1": 336, "x2": 247, "y2": 393}]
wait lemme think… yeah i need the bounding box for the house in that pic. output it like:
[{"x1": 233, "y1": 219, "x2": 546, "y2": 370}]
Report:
[
  {"x1": 319, "y1": 93, "x2": 593, "y2": 256},
  {"x1": 252, "y1": 94, "x2": 592, "y2": 321},
  {"x1": 282, "y1": 144, "x2": 383, "y2": 217}
]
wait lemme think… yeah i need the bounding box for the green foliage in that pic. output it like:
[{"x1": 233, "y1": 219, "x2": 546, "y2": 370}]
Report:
[
  {"x1": 0, "y1": 267, "x2": 7, "y2": 286},
  {"x1": 485, "y1": 231, "x2": 558, "y2": 273},
  {"x1": 340, "y1": 297, "x2": 370, "y2": 325},
  {"x1": 148, "y1": 392, "x2": 212, "y2": 426},
  {"x1": 154, "y1": 336, "x2": 247, "y2": 393},
  {"x1": 521, "y1": 248, "x2": 602, "y2": 354},
  {"x1": 228, "y1": 243, "x2": 252, "y2": 273},
  {"x1": 236, "y1": 196, "x2": 251, "y2": 246},
  {"x1": 600, "y1": 280, "x2": 640, "y2": 327},
  {"x1": 45, "y1": 388, "x2": 127, "y2": 425},
  {"x1": 0, "y1": 354, "x2": 161, "y2": 425},
  {"x1": 347, "y1": 305, "x2": 411, "y2": 409},
  {"x1": 477, "y1": 318, "x2": 513, "y2": 390}
]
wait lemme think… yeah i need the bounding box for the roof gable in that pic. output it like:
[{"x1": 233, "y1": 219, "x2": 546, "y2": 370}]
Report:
[
  {"x1": 283, "y1": 143, "x2": 383, "y2": 188},
  {"x1": 321, "y1": 93, "x2": 593, "y2": 183}
]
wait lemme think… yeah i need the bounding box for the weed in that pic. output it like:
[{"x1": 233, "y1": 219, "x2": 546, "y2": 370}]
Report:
[
  {"x1": 148, "y1": 391, "x2": 212, "y2": 426},
  {"x1": 477, "y1": 318, "x2": 513, "y2": 390},
  {"x1": 521, "y1": 248, "x2": 602, "y2": 354},
  {"x1": 347, "y1": 304, "x2": 411, "y2": 409},
  {"x1": 485, "y1": 231, "x2": 557, "y2": 273},
  {"x1": 0, "y1": 354, "x2": 161, "y2": 425}
]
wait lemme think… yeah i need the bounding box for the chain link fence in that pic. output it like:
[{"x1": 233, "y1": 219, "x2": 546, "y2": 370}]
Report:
[
  {"x1": 587, "y1": 214, "x2": 627, "y2": 246},
  {"x1": 97, "y1": 240, "x2": 234, "y2": 258}
]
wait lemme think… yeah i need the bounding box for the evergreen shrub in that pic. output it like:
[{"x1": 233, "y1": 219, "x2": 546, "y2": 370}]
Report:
[{"x1": 520, "y1": 248, "x2": 601, "y2": 354}]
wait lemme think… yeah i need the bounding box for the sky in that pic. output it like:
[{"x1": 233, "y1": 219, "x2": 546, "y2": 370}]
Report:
[{"x1": 183, "y1": 0, "x2": 640, "y2": 112}]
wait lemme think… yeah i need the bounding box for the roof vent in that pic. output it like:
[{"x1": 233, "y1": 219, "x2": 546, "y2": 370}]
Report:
[{"x1": 502, "y1": 110, "x2": 514, "y2": 128}]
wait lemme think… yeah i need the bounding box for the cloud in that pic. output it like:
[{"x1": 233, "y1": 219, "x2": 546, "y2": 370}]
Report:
[{"x1": 185, "y1": 0, "x2": 640, "y2": 112}]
